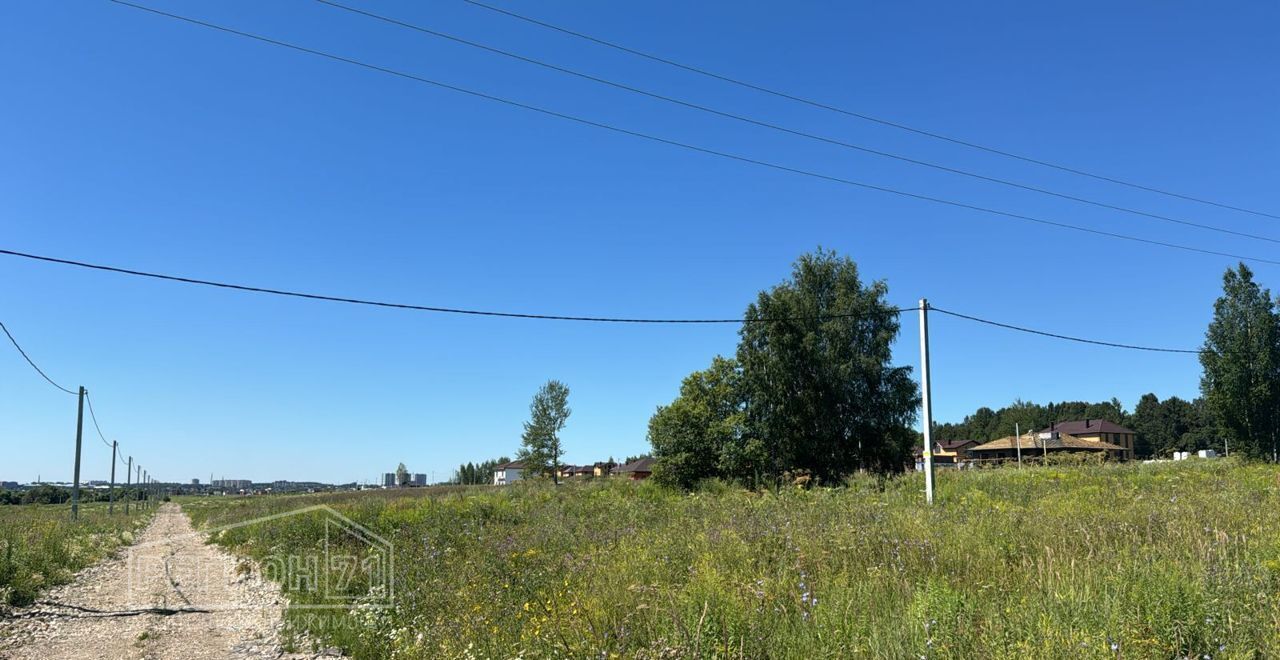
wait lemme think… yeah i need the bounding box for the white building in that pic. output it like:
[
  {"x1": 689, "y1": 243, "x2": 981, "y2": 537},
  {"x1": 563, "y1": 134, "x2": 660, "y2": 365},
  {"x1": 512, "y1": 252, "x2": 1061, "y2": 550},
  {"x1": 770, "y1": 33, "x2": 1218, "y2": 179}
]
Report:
[{"x1": 492, "y1": 461, "x2": 525, "y2": 485}]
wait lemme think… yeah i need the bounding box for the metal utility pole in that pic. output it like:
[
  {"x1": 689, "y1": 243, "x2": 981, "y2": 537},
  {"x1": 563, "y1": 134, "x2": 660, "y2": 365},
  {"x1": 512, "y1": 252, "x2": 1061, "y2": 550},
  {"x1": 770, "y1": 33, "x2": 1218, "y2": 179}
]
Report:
[
  {"x1": 71, "y1": 386, "x2": 86, "y2": 521},
  {"x1": 918, "y1": 299, "x2": 936, "y2": 505},
  {"x1": 109, "y1": 440, "x2": 118, "y2": 514},
  {"x1": 1015, "y1": 423, "x2": 1022, "y2": 467},
  {"x1": 125, "y1": 455, "x2": 132, "y2": 515}
]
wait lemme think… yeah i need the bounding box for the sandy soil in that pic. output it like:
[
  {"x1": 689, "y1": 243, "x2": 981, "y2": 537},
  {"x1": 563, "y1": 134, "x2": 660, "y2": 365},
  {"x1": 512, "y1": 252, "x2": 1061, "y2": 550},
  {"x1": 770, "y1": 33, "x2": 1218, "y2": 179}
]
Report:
[{"x1": 0, "y1": 503, "x2": 337, "y2": 660}]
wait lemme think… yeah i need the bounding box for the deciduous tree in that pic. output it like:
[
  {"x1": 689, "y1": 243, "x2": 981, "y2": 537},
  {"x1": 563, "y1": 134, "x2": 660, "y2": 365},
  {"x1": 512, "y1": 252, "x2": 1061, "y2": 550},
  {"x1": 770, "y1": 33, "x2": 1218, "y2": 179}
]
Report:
[
  {"x1": 517, "y1": 380, "x2": 572, "y2": 483},
  {"x1": 736, "y1": 249, "x2": 919, "y2": 481},
  {"x1": 649, "y1": 356, "x2": 746, "y2": 488},
  {"x1": 1201, "y1": 263, "x2": 1280, "y2": 460}
]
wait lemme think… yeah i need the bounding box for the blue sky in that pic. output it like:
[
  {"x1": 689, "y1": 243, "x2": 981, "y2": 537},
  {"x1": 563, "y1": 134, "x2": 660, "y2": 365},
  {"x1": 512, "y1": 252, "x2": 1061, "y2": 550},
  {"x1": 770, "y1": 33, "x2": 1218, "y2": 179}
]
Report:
[{"x1": 2, "y1": 0, "x2": 1276, "y2": 484}]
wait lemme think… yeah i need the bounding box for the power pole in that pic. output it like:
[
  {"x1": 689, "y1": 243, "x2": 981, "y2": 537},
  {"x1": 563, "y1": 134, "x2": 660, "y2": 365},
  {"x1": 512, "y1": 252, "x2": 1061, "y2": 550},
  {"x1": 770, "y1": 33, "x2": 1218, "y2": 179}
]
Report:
[
  {"x1": 71, "y1": 386, "x2": 86, "y2": 521},
  {"x1": 142, "y1": 469, "x2": 148, "y2": 509},
  {"x1": 109, "y1": 440, "x2": 118, "y2": 514},
  {"x1": 1015, "y1": 422, "x2": 1022, "y2": 468},
  {"x1": 125, "y1": 455, "x2": 132, "y2": 514},
  {"x1": 918, "y1": 299, "x2": 935, "y2": 505}
]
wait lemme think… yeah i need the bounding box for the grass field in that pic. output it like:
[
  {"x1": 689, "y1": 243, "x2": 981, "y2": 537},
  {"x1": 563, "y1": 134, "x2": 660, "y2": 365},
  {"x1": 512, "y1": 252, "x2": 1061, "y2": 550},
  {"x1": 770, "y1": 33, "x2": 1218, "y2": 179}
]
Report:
[
  {"x1": 0, "y1": 500, "x2": 153, "y2": 607},
  {"x1": 182, "y1": 460, "x2": 1280, "y2": 659}
]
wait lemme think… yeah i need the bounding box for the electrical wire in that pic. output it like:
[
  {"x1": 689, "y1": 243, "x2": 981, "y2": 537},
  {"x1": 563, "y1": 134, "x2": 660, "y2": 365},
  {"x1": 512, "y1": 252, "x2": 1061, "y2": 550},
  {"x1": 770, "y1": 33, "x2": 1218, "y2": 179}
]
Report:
[
  {"x1": 84, "y1": 391, "x2": 115, "y2": 449},
  {"x1": 105, "y1": 2, "x2": 1280, "y2": 268},
  {"x1": 0, "y1": 247, "x2": 917, "y2": 323},
  {"x1": 1, "y1": 245, "x2": 1225, "y2": 356},
  {"x1": 930, "y1": 306, "x2": 1203, "y2": 354},
  {"x1": 316, "y1": 0, "x2": 1280, "y2": 245},
  {"x1": 2, "y1": 320, "x2": 136, "y2": 473},
  {"x1": 0, "y1": 320, "x2": 77, "y2": 395},
  {"x1": 461, "y1": 0, "x2": 1280, "y2": 221}
]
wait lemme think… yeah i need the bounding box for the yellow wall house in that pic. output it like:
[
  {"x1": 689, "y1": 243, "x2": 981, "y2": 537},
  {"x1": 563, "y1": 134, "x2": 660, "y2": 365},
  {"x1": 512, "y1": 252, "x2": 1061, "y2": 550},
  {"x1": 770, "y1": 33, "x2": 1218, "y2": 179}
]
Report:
[
  {"x1": 1039, "y1": 419, "x2": 1136, "y2": 460},
  {"x1": 914, "y1": 440, "x2": 979, "y2": 470},
  {"x1": 968, "y1": 424, "x2": 1129, "y2": 462}
]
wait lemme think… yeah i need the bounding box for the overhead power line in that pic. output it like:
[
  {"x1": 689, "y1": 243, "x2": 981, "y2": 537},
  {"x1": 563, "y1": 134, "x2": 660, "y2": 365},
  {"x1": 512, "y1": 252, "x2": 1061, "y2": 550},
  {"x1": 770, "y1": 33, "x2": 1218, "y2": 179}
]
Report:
[
  {"x1": 1, "y1": 320, "x2": 77, "y2": 395},
  {"x1": 462, "y1": 0, "x2": 1280, "y2": 221},
  {"x1": 931, "y1": 306, "x2": 1204, "y2": 354},
  {"x1": 316, "y1": 0, "x2": 1280, "y2": 245},
  {"x1": 104, "y1": 2, "x2": 1280, "y2": 267},
  {"x1": 84, "y1": 391, "x2": 115, "y2": 449},
  {"x1": 0, "y1": 247, "x2": 917, "y2": 323},
  {"x1": 0, "y1": 249, "x2": 1221, "y2": 356}
]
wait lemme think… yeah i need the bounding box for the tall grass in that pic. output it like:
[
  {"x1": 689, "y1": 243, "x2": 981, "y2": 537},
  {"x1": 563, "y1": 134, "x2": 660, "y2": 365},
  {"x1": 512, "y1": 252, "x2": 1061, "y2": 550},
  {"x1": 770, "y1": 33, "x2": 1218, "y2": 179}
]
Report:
[
  {"x1": 184, "y1": 460, "x2": 1280, "y2": 658},
  {"x1": 0, "y1": 501, "x2": 153, "y2": 607}
]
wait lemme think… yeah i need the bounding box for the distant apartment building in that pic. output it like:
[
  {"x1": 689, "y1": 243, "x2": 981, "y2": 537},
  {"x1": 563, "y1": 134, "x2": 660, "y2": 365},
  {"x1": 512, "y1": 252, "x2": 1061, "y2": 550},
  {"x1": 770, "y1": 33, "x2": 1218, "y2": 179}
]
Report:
[
  {"x1": 383, "y1": 473, "x2": 396, "y2": 488},
  {"x1": 191, "y1": 478, "x2": 200, "y2": 486},
  {"x1": 412, "y1": 473, "x2": 427, "y2": 486},
  {"x1": 212, "y1": 479, "x2": 252, "y2": 490},
  {"x1": 1, "y1": 481, "x2": 19, "y2": 490}
]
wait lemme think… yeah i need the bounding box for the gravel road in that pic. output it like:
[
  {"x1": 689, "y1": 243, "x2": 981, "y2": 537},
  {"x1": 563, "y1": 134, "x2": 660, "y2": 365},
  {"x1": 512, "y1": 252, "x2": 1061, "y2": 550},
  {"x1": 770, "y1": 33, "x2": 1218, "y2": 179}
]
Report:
[{"x1": 0, "y1": 503, "x2": 335, "y2": 660}]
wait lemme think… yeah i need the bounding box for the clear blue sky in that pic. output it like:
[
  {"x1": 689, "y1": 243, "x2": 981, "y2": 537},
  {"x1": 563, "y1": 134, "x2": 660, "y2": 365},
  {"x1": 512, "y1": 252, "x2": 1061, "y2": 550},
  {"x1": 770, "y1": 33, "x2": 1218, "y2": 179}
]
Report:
[{"x1": 2, "y1": 0, "x2": 1276, "y2": 484}]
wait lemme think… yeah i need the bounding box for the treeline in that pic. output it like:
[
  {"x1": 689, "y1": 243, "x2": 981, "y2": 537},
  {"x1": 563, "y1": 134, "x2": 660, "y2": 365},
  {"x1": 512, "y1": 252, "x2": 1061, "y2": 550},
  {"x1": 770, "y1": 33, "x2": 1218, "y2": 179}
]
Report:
[
  {"x1": 935, "y1": 263, "x2": 1280, "y2": 461},
  {"x1": 1130, "y1": 394, "x2": 1217, "y2": 458},
  {"x1": 935, "y1": 395, "x2": 1219, "y2": 458},
  {"x1": 0, "y1": 485, "x2": 151, "y2": 505},
  {"x1": 451, "y1": 456, "x2": 510, "y2": 485},
  {"x1": 935, "y1": 398, "x2": 1127, "y2": 443},
  {"x1": 645, "y1": 254, "x2": 1280, "y2": 489},
  {"x1": 648, "y1": 250, "x2": 919, "y2": 488}
]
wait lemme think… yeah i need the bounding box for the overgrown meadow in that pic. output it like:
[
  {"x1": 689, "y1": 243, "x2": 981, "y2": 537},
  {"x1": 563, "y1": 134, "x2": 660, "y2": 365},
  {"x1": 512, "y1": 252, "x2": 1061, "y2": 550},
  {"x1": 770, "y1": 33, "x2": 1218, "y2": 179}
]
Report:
[
  {"x1": 0, "y1": 501, "x2": 153, "y2": 607},
  {"x1": 182, "y1": 460, "x2": 1280, "y2": 658}
]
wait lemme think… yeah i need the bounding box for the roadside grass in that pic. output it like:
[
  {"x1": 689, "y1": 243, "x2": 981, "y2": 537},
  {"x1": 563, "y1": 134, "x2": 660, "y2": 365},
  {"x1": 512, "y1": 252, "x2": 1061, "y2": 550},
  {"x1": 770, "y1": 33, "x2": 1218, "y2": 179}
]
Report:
[
  {"x1": 0, "y1": 501, "x2": 153, "y2": 607},
  {"x1": 183, "y1": 460, "x2": 1280, "y2": 659}
]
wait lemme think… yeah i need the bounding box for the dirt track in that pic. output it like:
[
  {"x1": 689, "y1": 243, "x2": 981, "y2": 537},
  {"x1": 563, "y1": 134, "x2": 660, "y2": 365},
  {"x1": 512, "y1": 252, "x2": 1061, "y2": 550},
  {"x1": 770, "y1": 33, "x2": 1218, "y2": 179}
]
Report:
[{"x1": 0, "y1": 503, "x2": 331, "y2": 660}]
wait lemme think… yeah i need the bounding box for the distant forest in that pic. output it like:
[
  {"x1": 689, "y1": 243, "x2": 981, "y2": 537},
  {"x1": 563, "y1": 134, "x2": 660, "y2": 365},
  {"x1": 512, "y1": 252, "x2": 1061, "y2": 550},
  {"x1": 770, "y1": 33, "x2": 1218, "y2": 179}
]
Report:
[{"x1": 935, "y1": 395, "x2": 1220, "y2": 459}]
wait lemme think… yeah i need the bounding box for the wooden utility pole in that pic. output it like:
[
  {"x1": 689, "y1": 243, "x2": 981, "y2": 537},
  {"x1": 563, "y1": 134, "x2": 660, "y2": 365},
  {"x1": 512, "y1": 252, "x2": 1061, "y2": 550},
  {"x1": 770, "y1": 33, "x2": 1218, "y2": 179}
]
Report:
[
  {"x1": 71, "y1": 386, "x2": 86, "y2": 521},
  {"x1": 1015, "y1": 423, "x2": 1022, "y2": 467},
  {"x1": 109, "y1": 440, "x2": 118, "y2": 514},
  {"x1": 919, "y1": 299, "x2": 935, "y2": 505}
]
